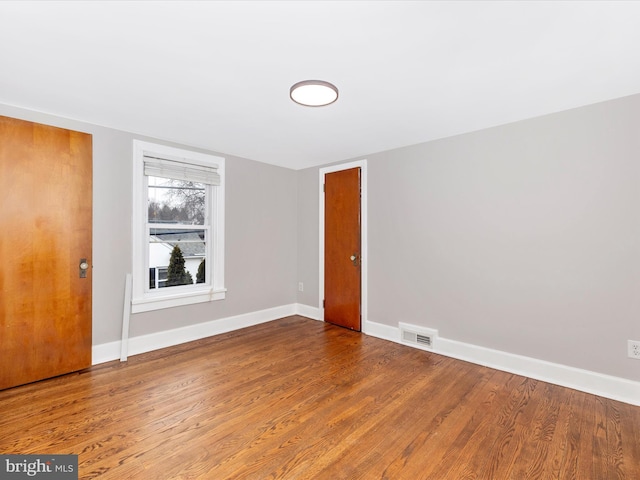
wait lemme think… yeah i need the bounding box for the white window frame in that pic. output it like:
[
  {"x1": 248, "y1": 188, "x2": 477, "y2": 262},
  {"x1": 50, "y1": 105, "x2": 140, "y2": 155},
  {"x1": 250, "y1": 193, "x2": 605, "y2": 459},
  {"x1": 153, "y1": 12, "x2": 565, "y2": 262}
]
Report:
[{"x1": 132, "y1": 140, "x2": 225, "y2": 313}]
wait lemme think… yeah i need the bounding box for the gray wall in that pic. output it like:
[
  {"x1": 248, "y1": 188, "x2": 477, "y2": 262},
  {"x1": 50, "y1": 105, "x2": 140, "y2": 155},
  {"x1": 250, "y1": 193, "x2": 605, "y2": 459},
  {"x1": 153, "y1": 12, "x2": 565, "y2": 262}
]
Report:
[
  {"x1": 4, "y1": 91, "x2": 639, "y2": 383},
  {"x1": 0, "y1": 103, "x2": 298, "y2": 345},
  {"x1": 296, "y1": 167, "x2": 320, "y2": 306},
  {"x1": 297, "y1": 94, "x2": 640, "y2": 382}
]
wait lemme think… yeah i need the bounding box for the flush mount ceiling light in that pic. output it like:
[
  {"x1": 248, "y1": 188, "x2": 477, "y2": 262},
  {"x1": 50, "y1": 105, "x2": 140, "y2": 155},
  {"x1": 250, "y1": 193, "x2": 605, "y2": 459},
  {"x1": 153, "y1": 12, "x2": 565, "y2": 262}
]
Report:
[{"x1": 290, "y1": 80, "x2": 339, "y2": 107}]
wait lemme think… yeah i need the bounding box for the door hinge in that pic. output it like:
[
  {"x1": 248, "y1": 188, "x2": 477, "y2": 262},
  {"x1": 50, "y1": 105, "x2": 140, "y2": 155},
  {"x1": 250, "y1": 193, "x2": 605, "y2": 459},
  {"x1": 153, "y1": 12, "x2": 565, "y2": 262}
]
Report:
[
  {"x1": 323, "y1": 183, "x2": 325, "y2": 193},
  {"x1": 323, "y1": 299, "x2": 325, "y2": 308}
]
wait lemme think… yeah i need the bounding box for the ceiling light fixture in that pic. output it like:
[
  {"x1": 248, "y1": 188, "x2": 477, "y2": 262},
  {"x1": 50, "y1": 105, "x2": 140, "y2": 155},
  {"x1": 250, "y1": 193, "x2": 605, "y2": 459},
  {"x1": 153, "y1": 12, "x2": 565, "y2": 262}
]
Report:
[{"x1": 290, "y1": 80, "x2": 339, "y2": 107}]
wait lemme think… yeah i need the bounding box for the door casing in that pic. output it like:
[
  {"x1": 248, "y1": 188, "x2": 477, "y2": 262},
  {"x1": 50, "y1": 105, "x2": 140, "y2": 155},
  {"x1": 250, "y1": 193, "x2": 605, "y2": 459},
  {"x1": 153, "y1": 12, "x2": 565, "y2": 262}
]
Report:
[{"x1": 319, "y1": 160, "x2": 368, "y2": 332}]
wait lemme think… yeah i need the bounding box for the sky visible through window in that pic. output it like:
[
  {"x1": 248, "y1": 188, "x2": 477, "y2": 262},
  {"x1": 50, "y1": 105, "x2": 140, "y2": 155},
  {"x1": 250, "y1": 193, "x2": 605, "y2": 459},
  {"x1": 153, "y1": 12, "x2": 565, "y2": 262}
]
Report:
[{"x1": 148, "y1": 176, "x2": 205, "y2": 225}]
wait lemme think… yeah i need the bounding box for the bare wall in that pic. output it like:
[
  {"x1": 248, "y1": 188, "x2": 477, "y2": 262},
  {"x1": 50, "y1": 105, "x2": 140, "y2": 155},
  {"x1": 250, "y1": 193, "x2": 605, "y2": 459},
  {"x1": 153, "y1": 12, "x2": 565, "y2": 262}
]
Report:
[
  {"x1": 296, "y1": 167, "x2": 320, "y2": 307},
  {"x1": 0, "y1": 103, "x2": 298, "y2": 346},
  {"x1": 298, "y1": 94, "x2": 640, "y2": 382}
]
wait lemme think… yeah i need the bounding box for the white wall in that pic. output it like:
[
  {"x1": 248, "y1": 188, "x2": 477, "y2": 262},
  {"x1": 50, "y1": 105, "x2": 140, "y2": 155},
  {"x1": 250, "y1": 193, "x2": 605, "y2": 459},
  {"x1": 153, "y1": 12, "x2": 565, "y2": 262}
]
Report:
[{"x1": 297, "y1": 93, "x2": 640, "y2": 383}]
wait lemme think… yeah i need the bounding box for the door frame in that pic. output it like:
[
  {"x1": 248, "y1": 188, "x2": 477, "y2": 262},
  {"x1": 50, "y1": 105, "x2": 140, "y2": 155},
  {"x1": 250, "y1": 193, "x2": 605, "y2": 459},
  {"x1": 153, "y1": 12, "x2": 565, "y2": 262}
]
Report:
[{"x1": 319, "y1": 160, "x2": 368, "y2": 333}]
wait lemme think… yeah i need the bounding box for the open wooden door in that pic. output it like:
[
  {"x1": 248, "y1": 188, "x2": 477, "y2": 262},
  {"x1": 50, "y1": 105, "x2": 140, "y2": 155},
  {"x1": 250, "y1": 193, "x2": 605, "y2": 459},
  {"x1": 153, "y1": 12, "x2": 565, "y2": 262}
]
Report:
[
  {"x1": 324, "y1": 167, "x2": 361, "y2": 331},
  {"x1": 0, "y1": 115, "x2": 92, "y2": 390}
]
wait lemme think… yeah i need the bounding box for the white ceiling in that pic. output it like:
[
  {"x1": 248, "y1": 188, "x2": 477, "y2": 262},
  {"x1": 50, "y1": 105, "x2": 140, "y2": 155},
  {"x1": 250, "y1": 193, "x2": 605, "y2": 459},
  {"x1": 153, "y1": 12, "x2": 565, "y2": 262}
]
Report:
[{"x1": 1, "y1": 1, "x2": 639, "y2": 170}]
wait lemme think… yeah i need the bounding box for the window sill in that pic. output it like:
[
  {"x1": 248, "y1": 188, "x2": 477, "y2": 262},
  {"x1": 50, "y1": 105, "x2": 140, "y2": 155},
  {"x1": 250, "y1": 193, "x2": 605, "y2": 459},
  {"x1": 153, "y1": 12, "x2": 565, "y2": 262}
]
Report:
[{"x1": 131, "y1": 288, "x2": 226, "y2": 314}]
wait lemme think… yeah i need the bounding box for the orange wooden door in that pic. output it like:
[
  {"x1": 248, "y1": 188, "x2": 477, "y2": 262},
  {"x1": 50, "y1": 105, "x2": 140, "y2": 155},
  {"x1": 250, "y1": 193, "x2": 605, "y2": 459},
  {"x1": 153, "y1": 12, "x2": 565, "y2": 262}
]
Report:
[
  {"x1": 0, "y1": 115, "x2": 92, "y2": 390},
  {"x1": 324, "y1": 167, "x2": 361, "y2": 331}
]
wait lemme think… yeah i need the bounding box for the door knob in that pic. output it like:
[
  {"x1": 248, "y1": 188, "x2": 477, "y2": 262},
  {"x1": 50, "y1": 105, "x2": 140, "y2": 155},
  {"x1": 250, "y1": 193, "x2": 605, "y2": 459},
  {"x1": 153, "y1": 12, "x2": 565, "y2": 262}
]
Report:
[
  {"x1": 79, "y1": 258, "x2": 89, "y2": 278},
  {"x1": 349, "y1": 254, "x2": 359, "y2": 267}
]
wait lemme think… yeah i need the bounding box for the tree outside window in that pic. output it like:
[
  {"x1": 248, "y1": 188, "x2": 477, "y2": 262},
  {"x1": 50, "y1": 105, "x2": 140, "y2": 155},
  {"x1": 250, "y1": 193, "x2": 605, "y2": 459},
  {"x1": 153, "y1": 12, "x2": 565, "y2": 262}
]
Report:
[{"x1": 166, "y1": 245, "x2": 194, "y2": 287}]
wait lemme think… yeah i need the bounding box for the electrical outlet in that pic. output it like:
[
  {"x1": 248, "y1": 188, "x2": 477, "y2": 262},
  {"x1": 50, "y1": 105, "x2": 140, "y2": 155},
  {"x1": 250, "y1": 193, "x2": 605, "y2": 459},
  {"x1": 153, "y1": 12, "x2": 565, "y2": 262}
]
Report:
[
  {"x1": 628, "y1": 340, "x2": 640, "y2": 359},
  {"x1": 298, "y1": 282, "x2": 304, "y2": 292}
]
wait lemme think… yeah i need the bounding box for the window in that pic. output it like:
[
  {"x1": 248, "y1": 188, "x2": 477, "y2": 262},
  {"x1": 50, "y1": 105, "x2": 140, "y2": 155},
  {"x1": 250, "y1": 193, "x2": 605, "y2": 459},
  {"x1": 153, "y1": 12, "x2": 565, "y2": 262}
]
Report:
[{"x1": 132, "y1": 140, "x2": 225, "y2": 313}]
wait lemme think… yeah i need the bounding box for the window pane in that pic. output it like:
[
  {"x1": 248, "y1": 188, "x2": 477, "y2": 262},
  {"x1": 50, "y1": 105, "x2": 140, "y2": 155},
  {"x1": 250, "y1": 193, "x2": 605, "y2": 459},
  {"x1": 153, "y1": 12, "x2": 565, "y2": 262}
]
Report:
[
  {"x1": 148, "y1": 176, "x2": 205, "y2": 225},
  {"x1": 149, "y1": 229, "x2": 206, "y2": 289},
  {"x1": 149, "y1": 268, "x2": 156, "y2": 289}
]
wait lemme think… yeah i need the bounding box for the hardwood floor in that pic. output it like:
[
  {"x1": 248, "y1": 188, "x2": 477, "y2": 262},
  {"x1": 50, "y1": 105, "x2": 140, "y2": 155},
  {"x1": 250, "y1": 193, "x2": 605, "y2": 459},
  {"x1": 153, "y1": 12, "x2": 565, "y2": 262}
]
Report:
[{"x1": 1, "y1": 316, "x2": 639, "y2": 479}]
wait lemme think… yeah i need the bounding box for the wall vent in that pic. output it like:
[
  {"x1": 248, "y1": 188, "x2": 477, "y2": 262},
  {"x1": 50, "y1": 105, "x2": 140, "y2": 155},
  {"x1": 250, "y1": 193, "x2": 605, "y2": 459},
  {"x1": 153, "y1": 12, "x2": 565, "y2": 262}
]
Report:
[{"x1": 399, "y1": 322, "x2": 438, "y2": 351}]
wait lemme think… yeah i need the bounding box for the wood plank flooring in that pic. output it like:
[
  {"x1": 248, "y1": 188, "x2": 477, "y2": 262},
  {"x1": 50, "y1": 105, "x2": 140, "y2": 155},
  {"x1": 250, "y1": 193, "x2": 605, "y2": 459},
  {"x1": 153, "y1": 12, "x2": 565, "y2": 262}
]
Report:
[{"x1": 1, "y1": 316, "x2": 639, "y2": 479}]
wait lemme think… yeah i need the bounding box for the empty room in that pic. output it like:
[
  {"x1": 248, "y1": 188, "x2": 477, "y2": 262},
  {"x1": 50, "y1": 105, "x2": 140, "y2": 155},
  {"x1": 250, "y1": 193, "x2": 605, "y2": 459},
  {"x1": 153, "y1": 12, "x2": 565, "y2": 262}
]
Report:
[{"x1": 1, "y1": 1, "x2": 639, "y2": 479}]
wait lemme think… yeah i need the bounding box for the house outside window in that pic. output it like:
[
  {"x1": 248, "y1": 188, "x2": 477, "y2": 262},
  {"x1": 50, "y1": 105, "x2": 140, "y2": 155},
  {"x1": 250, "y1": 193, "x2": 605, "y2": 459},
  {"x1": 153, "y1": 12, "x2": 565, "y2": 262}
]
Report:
[{"x1": 132, "y1": 140, "x2": 225, "y2": 313}]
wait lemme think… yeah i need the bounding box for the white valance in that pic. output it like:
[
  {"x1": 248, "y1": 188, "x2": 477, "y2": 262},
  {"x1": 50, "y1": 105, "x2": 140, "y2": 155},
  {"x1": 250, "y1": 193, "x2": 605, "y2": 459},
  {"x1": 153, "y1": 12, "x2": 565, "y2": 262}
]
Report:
[{"x1": 144, "y1": 155, "x2": 220, "y2": 186}]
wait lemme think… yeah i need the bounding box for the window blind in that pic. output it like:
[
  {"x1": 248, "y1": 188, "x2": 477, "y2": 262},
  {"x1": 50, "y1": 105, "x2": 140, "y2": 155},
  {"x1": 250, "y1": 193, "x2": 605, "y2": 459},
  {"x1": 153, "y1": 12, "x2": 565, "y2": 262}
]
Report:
[{"x1": 144, "y1": 155, "x2": 220, "y2": 186}]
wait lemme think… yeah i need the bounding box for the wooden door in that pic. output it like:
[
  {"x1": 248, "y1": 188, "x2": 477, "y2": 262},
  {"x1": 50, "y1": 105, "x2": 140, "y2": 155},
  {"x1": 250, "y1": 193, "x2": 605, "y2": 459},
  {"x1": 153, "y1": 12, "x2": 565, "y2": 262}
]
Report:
[
  {"x1": 0, "y1": 115, "x2": 92, "y2": 390},
  {"x1": 324, "y1": 167, "x2": 361, "y2": 331}
]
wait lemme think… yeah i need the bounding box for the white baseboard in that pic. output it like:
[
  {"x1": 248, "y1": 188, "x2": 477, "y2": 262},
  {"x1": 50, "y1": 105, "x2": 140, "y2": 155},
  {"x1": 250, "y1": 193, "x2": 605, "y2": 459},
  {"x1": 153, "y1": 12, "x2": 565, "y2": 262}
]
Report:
[
  {"x1": 94, "y1": 309, "x2": 639, "y2": 406},
  {"x1": 92, "y1": 340, "x2": 122, "y2": 365},
  {"x1": 295, "y1": 303, "x2": 322, "y2": 320},
  {"x1": 93, "y1": 304, "x2": 299, "y2": 364},
  {"x1": 364, "y1": 319, "x2": 640, "y2": 407},
  {"x1": 363, "y1": 319, "x2": 398, "y2": 340}
]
